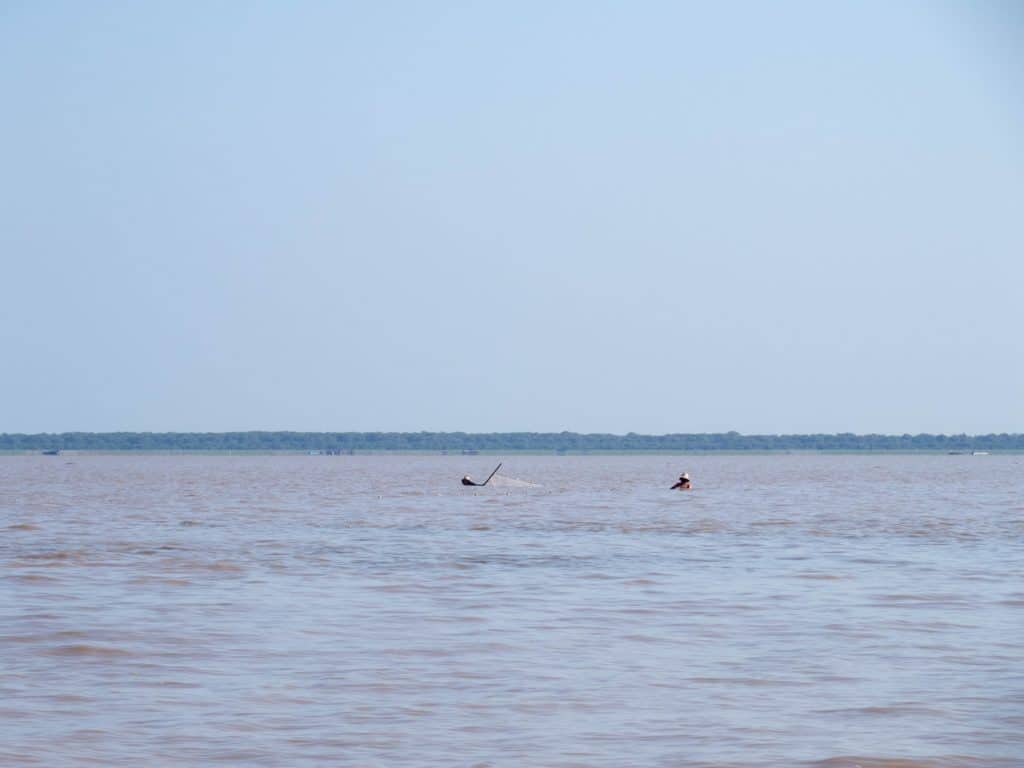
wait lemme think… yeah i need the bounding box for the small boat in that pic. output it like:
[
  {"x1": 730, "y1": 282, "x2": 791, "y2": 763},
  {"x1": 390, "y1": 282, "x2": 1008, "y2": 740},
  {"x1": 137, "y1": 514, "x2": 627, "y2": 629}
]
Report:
[
  {"x1": 971, "y1": 451, "x2": 990, "y2": 456},
  {"x1": 41, "y1": 449, "x2": 61, "y2": 456}
]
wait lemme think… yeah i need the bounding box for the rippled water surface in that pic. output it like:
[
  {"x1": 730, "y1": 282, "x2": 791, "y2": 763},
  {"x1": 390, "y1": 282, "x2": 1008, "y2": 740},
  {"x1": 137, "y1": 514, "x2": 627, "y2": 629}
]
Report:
[{"x1": 2, "y1": 454, "x2": 1022, "y2": 767}]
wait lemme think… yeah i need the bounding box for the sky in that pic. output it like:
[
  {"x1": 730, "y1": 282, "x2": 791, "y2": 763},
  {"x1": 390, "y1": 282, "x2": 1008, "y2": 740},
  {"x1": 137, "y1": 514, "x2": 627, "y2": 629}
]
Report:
[{"x1": 2, "y1": 1, "x2": 1022, "y2": 435}]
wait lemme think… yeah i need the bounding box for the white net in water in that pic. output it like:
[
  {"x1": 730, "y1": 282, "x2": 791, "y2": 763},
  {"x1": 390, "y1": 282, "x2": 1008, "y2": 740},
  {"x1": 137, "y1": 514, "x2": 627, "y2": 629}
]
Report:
[{"x1": 487, "y1": 474, "x2": 541, "y2": 488}]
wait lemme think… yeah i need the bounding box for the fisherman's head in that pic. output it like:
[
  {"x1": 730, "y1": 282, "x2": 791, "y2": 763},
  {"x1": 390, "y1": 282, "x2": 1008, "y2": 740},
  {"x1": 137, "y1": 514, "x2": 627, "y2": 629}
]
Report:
[{"x1": 679, "y1": 473, "x2": 690, "y2": 481}]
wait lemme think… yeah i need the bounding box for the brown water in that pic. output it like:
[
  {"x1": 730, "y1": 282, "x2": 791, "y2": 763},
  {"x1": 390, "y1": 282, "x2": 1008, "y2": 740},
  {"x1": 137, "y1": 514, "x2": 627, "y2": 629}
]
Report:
[{"x1": 1, "y1": 454, "x2": 1022, "y2": 767}]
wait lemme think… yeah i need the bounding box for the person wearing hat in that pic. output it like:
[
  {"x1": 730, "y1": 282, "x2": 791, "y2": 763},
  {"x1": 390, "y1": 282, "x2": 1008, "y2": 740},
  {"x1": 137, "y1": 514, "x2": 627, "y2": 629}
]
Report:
[
  {"x1": 671, "y1": 472, "x2": 691, "y2": 490},
  {"x1": 461, "y1": 475, "x2": 481, "y2": 486}
]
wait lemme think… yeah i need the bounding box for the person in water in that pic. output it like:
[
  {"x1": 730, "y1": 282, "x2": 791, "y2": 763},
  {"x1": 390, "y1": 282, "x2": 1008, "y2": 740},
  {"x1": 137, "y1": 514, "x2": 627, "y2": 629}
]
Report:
[
  {"x1": 671, "y1": 472, "x2": 691, "y2": 490},
  {"x1": 462, "y1": 463, "x2": 502, "y2": 487}
]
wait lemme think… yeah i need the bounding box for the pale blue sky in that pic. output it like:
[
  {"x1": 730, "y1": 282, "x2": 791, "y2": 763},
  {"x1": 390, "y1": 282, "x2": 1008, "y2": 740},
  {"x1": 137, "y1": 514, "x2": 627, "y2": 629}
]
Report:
[{"x1": 2, "y1": 2, "x2": 1021, "y2": 434}]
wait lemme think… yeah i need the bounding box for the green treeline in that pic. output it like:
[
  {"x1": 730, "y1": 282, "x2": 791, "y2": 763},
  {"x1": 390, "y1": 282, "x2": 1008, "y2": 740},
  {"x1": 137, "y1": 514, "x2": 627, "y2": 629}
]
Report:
[{"x1": 2, "y1": 431, "x2": 1022, "y2": 452}]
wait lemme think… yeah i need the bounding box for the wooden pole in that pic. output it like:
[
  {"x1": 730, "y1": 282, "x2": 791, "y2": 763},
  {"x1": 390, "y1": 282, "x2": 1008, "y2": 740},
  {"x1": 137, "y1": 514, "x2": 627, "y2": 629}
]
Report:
[{"x1": 482, "y1": 462, "x2": 502, "y2": 486}]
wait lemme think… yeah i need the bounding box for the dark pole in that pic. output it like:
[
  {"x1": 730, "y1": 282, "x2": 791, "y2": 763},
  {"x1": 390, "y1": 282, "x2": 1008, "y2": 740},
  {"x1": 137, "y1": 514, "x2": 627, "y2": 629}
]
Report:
[{"x1": 482, "y1": 463, "x2": 503, "y2": 486}]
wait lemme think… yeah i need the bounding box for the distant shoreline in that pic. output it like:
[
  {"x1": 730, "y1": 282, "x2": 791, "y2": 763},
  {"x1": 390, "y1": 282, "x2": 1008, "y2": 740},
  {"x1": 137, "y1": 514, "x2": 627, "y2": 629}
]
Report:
[
  {"x1": 2, "y1": 430, "x2": 1022, "y2": 454},
  {"x1": 2, "y1": 449, "x2": 1021, "y2": 456}
]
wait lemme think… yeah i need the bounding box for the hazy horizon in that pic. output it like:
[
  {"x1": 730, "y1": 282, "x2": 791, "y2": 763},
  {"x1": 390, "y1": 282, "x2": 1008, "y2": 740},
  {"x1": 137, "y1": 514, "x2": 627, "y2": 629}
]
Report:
[{"x1": 3, "y1": 2, "x2": 1022, "y2": 435}]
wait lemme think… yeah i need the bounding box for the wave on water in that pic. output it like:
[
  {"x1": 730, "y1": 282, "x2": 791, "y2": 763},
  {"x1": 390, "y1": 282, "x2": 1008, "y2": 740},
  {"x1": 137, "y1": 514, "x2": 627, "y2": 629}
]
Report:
[
  {"x1": 808, "y1": 757, "x2": 1017, "y2": 768},
  {"x1": 45, "y1": 643, "x2": 133, "y2": 657}
]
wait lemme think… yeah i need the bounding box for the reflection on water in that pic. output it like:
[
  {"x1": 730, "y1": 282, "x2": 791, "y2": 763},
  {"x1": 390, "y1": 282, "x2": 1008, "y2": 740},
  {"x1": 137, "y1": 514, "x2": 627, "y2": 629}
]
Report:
[{"x1": 1, "y1": 454, "x2": 1022, "y2": 767}]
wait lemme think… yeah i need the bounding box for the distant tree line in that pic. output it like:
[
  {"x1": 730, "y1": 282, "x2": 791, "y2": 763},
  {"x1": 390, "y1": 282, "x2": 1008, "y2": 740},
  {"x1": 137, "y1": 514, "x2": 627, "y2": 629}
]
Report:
[{"x1": 2, "y1": 431, "x2": 1022, "y2": 452}]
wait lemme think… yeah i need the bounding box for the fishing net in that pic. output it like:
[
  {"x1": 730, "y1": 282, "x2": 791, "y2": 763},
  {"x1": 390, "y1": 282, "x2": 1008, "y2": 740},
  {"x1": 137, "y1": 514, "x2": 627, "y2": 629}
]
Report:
[{"x1": 486, "y1": 473, "x2": 541, "y2": 488}]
